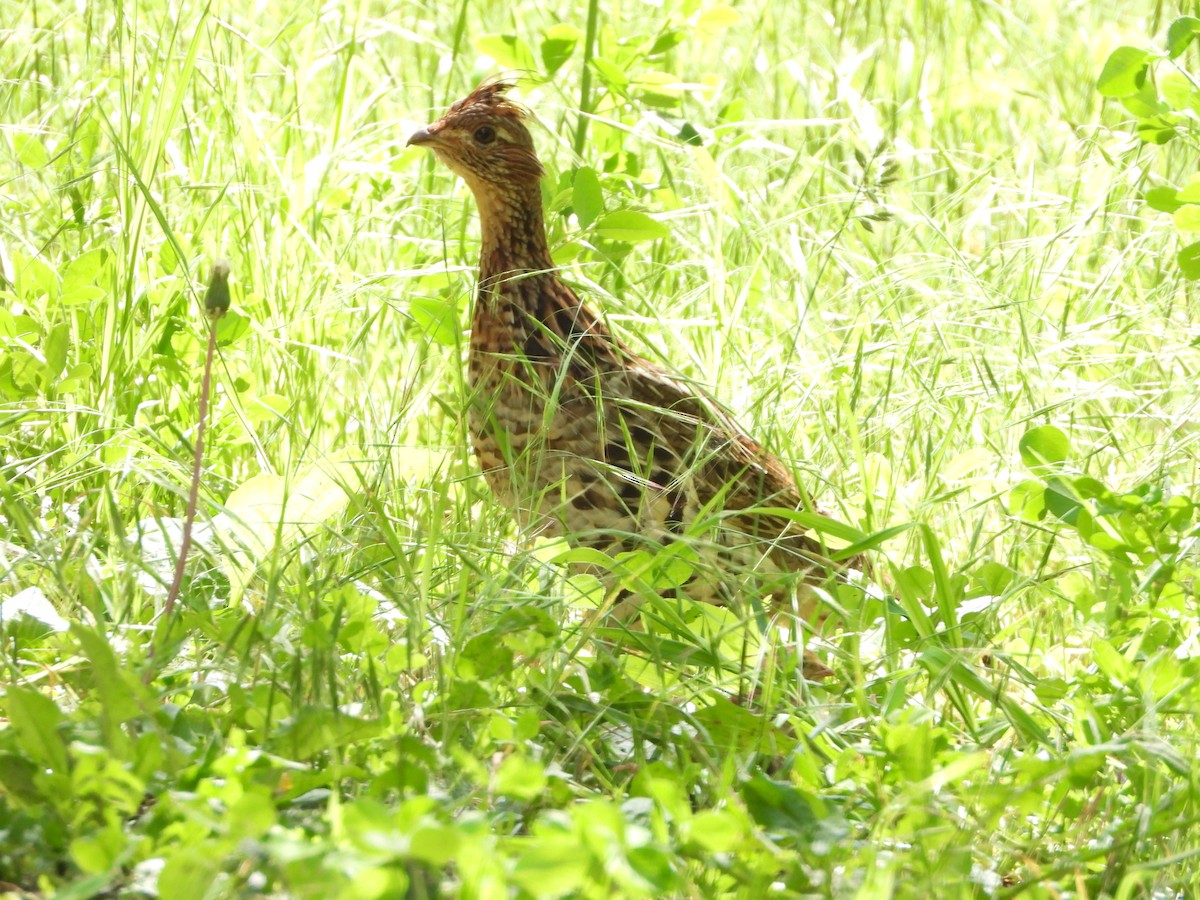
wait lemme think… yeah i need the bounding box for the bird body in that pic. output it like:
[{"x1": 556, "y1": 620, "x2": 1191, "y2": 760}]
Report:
[{"x1": 410, "y1": 81, "x2": 856, "y2": 630}]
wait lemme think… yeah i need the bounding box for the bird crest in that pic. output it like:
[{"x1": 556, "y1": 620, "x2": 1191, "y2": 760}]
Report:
[{"x1": 447, "y1": 78, "x2": 529, "y2": 122}]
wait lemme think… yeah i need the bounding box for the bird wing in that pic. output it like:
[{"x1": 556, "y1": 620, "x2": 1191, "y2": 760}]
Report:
[
  {"x1": 600, "y1": 358, "x2": 848, "y2": 573},
  {"x1": 521, "y1": 278, "x2": 850, "y2": 575}
]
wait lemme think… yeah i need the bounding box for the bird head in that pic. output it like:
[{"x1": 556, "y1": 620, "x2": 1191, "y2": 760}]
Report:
[{"x1": 408, "y1": 80, "x2": 545, "y2": 191}]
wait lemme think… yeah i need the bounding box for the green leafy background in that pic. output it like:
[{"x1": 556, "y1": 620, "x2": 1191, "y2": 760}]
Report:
[{"x1": 1, "y1": 0, "x2": 1198, "y2": 896}]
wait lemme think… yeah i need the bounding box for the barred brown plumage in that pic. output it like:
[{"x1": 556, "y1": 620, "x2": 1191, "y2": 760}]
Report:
[{"x1": 409, "y1": 80, "x2": 865, "y2": 676}]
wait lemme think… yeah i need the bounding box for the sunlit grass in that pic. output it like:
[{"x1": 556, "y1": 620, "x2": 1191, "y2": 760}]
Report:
[{"x1": 1, "y1": 0, "x2": 1198, "y2": 894}]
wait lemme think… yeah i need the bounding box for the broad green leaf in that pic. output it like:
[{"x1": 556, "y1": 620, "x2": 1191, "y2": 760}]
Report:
[
  {"x1": 590, "y1": 57, "x2": 629, "y2": 91},
  {"x1": 0, "y1": 752, "x2": 40, "y2": 805},
  {"x1": 14, "y1": 251, "x2": 59, "y2": 303},
  {"x1": 69, "y1": 820, "x2": 125, "y2": 874},
  {"x1": 62, "y1": 248, "x2": 108, "y2": 294},
  {"x1": 58, "y1": 362, "x2": 93, "y2": 393},
  {"x1": 408, "y1": 826, "x2": 463, "y2": 867},
  {"x1": 215, "y1": 309, "x2": 250, "y2": 343},
  {"x1": 1018, "y1": 425, "x2": 1070, "y2": 471},
  {"x1": 495, "y1": 755, "x2": 547, "y2": 800},
  {"x1": 677, "y1": 122, "x2": 703, "y2": 146},
  {"x1": 1173, "y1": 205, "x2": 1200, "y2": 231},
  {"x1": 1093, "y1": 639, "x2": 1133, "y2": 683},
  {"x1": 160, "y1": 240, "x2": 180, "y2": 273},
  {"x1": 916, "y1": 751, "x2": 991, "y2": 794},
  {"x1": 1165, "y1": 494, "x2": 1194, "y2": 530},
  {"x1": 58, "y1": 286, "x2": 104, "y2": 306},
  {"x1": 226, "y1": 790, "x2": 278, "y2": 840},
  {"x1": 1008, "y1": 480, "x2": 1045, "y2": 521},
  {"x1": 10, "y1": 350, "x2": 45, "y2": 393},
  {"x1": 512, "y1": 833, "x2": 589, "y2": 896},
  {"x1": 43, "y1": 322, "x2": 69, "y2": 381},
  {"x1": 541, "y1": 24, "x2": 580, "y2": 75},
  {"x1": 72, "y1": 624, "x2": 144, "y2": 723},
  {"x1": 12, "y1": 133, "x2": 49, "y2": 168},
  {"x1": 741, "y1": 774, "x2": 823, "y2": 835},
  {"x1": 1167, "y1": 16, "x2": 1200, "y2": 58},
  {"x1": 248, "y1": 393, "x2": 290, "y2": 424},
  {"x1": 594, "y1": 210, "x2": 669, "y2": 242},
  {"x1": 3, "y1": 312, "x2": 35, "y2": 342},
  {"x1": 409, "y1": 295, "x2": 459, "y2": 346},
  {"x1": 649, "y1": 30, "x2": 686, "y2": 56},
  {"x1": 1177, "y1": 177, "x2": 1200, "y2": 202},
  {"x1": 628, "y1": 845, "x2": 680, "y2": 893},
  {"x1": 1043, "y1": 477, "x2": 1086, "y2": 526},
  {"x1": 572, "y1": 166, "x2": 604, "y2": 227},
  {"x1": 552, "y1": 546, "x2": 617, "y2": 568},
  {"x1": 1119, "y1": 78, "x2": 1168, "y2": 118},
  {"x1": 688, "y1": 810, "x2": 743, "y2": 853},
  {"x1": 1096, "y1": 46, "x2": 1151, "y2": 98},
  {"x1": 1178, "y1": 241, "x2": 1200, "y2": 279},
  {"x1": 972, "y1": 561, "x2": 1014, "y2": 595},
  {"x1": 1160, "y1": 71, "x2": 1200, "y2": 112},
  {"x1": 4, "y1": 685, "x2": 69, "y2": 773},
  {"x1": 1072, "y1": 476, "x2": 1110, "y2": 499},
  {"x1": 633, "y1": 70, "x2": 687, "y2": 103},
  {"x1": 273, "y1": 708, "x2": 384, "y2": 759},
  {"x1": 1034, "y1": 677, "x2": 1071, "y2": 702},
  {"x1": 1137, "y1": 116, "x2": 1177, "y2": 144},
  {"x1": 158, "y1": 848, "x2": 221, "y2": 900},
  {"x1": 217, "y1": 449, "x2": 363, "y2": 569},
  {"x1": 1086, "y1": 530, "x2": 1126, "y2": 553},
  {"x1": 696, "y1": 3, "x2": 740, "y2": 33},
  {"x1": 617, "y1": 546, "x2": 694, "y2": 590},
  {"x1": 475, "y1": 34, "x2": 536, "y2": 71},
  {"x1": 1145, "y1": 186, "x2": 1183, "y2": 212}
]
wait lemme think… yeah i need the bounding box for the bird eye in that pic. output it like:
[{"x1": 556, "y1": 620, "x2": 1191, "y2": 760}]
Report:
[{"x1": 473, "y1": 125, "x2": 496, "y2": 144}]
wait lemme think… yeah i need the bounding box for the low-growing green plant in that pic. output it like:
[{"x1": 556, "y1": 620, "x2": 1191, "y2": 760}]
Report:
[
  {"x1": 1098, "y1": 15, "x2": 1200, "y2": 278},
  {"x1": 2, "y1": 0, "x2": 1200, "y2": 896},
  {"x1": 1013, "y1": 425, "x2": 1196, "y2": 597}
]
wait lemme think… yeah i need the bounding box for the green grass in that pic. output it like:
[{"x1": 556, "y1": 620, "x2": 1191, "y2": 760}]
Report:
[{"x1": 2, "y1": 0, "x2": 1200, "y2": 896}]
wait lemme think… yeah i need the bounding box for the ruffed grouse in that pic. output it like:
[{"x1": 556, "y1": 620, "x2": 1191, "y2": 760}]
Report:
[{"x1": 409, "y1": 81, "x2": 860, "y2": 655}]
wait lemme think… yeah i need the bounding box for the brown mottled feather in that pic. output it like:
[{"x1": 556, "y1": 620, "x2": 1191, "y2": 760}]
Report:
[{"x1": 409, "y1": 81, "x2": 861, "y2": 643}]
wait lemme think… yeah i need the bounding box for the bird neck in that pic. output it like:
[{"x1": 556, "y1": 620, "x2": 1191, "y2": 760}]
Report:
[
  {"x1": 470, "y1": 175, "x2": 621, "y2": 355},
  {"x1": 474, "y1": 180, "x2": 556, "y2": 293}
]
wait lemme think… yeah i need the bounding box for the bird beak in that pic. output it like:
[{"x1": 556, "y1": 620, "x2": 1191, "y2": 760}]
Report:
[{"x1": 407, "y1": 128, "x2": 436, "y2": 147}]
